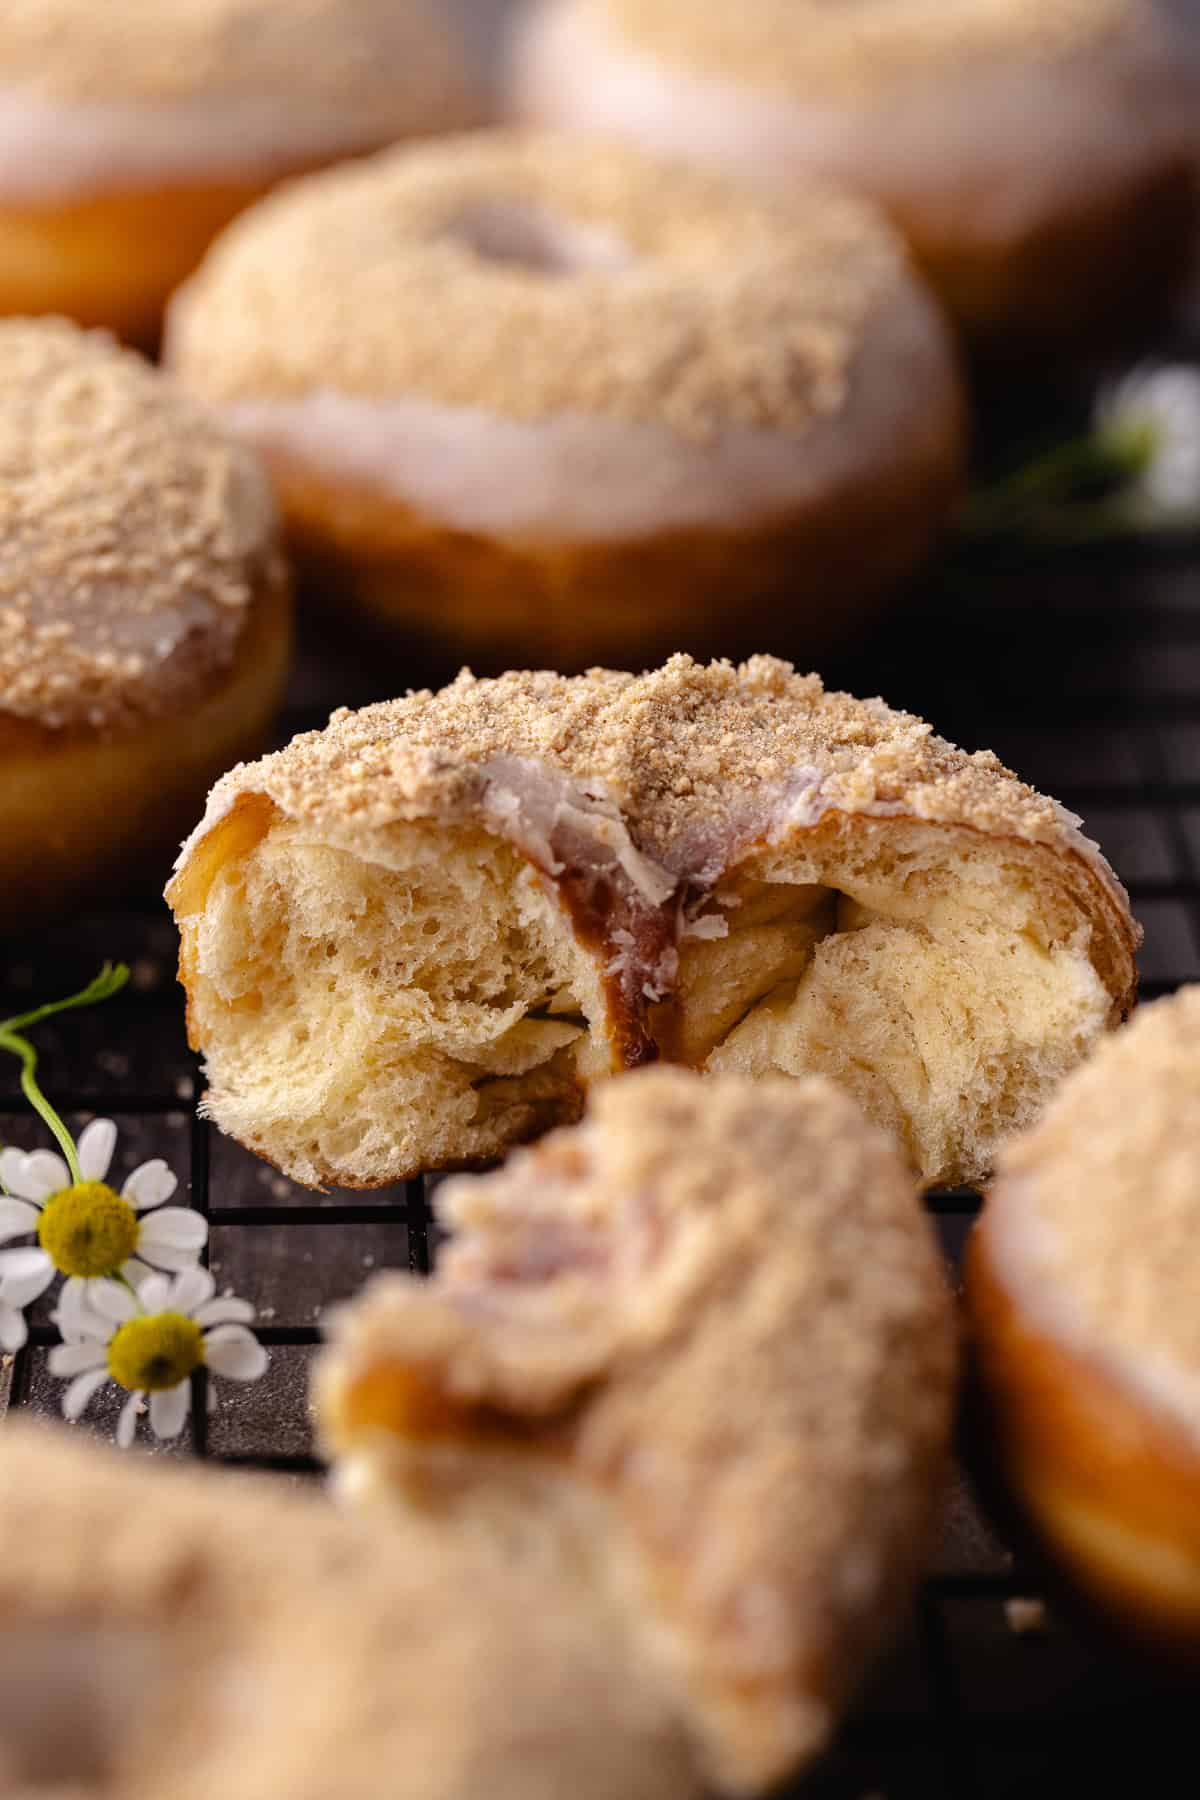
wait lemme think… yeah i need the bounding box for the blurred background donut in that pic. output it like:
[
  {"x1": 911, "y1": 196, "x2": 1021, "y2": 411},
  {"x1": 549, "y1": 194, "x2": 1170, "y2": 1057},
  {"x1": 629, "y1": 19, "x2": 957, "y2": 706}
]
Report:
[
  {"x1": 0, "y1": 0, "x2": 483, "y2": 343},
  {"x1": 165, "y1": 130, "x2": 964, "y2": 671},
  {"x1": 507, "y1": 0, "x2": 1200, "y2": 349}
]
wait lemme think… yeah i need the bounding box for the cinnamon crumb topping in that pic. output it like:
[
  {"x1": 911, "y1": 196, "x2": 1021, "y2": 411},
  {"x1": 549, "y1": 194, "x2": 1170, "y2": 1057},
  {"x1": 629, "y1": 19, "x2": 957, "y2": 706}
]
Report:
[
  {"x1": 0, "y1": 0, "x2": 475, "y2": 125},
  {"x1": 187, "y1": 653, "x2": 1122, "y2": 881},
  {"x1": 991, "y1": 986, "x2": 1200, "y2": 1409},
  {"x1": 167, "y1": 133, "x2": 904, "y2": 440},
  {"x1": 0, "y1": 319, "x2": 278, "y2": 733},
  {"x1": 601, "y1": 0, "x2": 1132, "y2": 99}
]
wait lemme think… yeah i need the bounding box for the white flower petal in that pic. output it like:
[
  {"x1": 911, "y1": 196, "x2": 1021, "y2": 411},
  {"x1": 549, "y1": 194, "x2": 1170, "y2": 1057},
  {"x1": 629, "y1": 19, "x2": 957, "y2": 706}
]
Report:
[
  {"x1": 204, "y1": 1326, "x2": 268, "y2": 1383},
  {"x1": 194, "y1": 1297, "x2": 256, "y2": 1328},
  {"x1": 137, "y1": 1208, "x2": 208, "y2": 1253},
  {"x1": 0, "y1": 1250, "x2": 54, "y2": 1309},
  {"x1": 168, "y1": 1267, "x2": 216, "y2": 1317},
  {"x1": 87, "y1": 1280, "x2": 138, "y2": 1326},
  {"x1": 2, "y1": 1149, "x2": 68, "y2": 1203},
  {"x1": 122, "y1": 1160, "x2": 178, "y2": 1212},
  {"x1": 120, "y1": 1257, "x2": 153, "y2": 1289},
  {"x1": 0, "y1": 1198, "x2": 38, "y2": 1244},
  {"x1": 62, "y1": 1367, "x2": 110, "y2": 1421},
  {"x1": 54, "y1": 1278, "x2": 111, "y2": 1341},
  {"x1": 149, "y1": 1383, "x2": 191, "y2": 1440},
  {"x1": 0, "y1": 1306, "x2": 27, "y2": 1353},
  {"x1": 137, "y1": 1242, "x2": 206, "y2": 1275},
  {"x1": 77, "y1": 1119, "x2": 117, "y2": 1184},
  {"x1": 0, "y1": 1148, "x2": 30, "y2": 1197},
  {"x1": 135, "y1": 1273, "x2": 171, "y2": 1314},
  {"x1": 116, "y1": 1391, "x2": 143, "y2": 1450},
  {"x1": 48, "y1": 1340, "x2": 109, "y2": 1378}
]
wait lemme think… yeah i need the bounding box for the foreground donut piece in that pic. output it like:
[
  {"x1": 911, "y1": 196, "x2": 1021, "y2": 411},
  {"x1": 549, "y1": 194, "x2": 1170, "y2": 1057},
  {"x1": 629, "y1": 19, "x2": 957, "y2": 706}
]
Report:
[
  {"x1": 164, "y1": 131, "x2": 964, "y2": 670},
  {"x1": 0, "y1": 1072, "x2": 955, "y2": 1797},
  {"x1": 167, "y1": 655, "x2": 1138, "y2": 1189},
  {"x1": 509, "y1": 0, "x2": 1200, "y2": 344},
  {"x1": 0, "y1": 0, "x2": 481, "y2": 341},
  {"x1": 317, "y1": 1068, "x2": 957, "y2": 1793},
  {"x1": 968, "y1": 987, "x2": 1200, "y2": 1651},
  {"x1": 1, "y1": 318, "x2": 290, "y2": 932}
]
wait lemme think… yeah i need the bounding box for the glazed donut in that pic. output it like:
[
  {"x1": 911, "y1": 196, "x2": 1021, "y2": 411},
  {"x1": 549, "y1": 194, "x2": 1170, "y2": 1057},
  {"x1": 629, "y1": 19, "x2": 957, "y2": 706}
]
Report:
[
  {"x1": 163, "y1": 131, "x2": 964, "y2": 671},
  {"x1": 968, "y1": 986, "x2": 1200, "y2": 1651},
  {"x1": 508, "y1": 0, "x2": 1200, "y2": 344},
  {"x1": 0, "y1": 1077, "x2": 952, "y2": 1796},
  {"x1": 317, "y1": 1066, "x2": 957, "y2": 1795},
  {"x1": 166, "y1": 655, "x2": 1138, "y2": 1191},
  {"x1": 0, "y1": 0, "x2": 482, "y2": 343},
  {"x1": 1, "y1": 318, "x2": 290, "y2": 934}
]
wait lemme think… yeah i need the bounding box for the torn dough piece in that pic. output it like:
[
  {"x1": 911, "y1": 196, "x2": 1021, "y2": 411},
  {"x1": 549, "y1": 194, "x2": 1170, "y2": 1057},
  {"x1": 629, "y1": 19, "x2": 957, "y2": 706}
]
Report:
[
  {"x1": 315, "y1": 1067, "x2": 958, "y2": 1795},
  {"x1": 167, "y1": 653, "x2": 1139, "y2": 1188}
]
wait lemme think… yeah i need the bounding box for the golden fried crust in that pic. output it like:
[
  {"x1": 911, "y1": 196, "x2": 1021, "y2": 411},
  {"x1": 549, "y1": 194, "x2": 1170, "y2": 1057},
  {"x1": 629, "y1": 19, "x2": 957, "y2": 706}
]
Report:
[
  {"x1": 317, "y1": 1068, "x2": 958, "y2": 1793},
  {"x1": 968, "y1": 987, "x2": 1200, "y2": 1650}
]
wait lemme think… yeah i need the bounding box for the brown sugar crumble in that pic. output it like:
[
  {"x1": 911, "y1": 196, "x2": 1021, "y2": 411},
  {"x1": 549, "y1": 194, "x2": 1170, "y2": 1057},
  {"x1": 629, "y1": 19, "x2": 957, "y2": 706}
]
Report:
[
  {"x1": 0, "y1": 319, "x2": 277, "y2": 733},
  {"x1": 0, "y1": 0, "x2": 474, "y2": 124},
  {"x1": 169, "y1": 133, "x2": 904, "y2": 440},
  {"x1": 602, "y1": 0, "x2": 1132, "y2": 99},
  {"x1": 190, "y1": 653, "x2": 1133, "y2": 908}
]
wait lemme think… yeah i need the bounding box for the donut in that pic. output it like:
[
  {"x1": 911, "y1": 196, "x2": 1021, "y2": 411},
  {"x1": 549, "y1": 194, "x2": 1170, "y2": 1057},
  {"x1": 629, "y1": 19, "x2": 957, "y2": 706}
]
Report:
[
  {"x1": 163, "y1": 131, "x2": 964, "y2": 671},
  {"x1": 317, "y1": 1066, "x2": 958, "y2": 1794},
  {"x1": 1, "y1": 318, "x2": 290, "y2": 934},
  {"x1": 0, "y1": 0, "x2": 482, "y2": 343},
  {"x1": 166, "y1": 655, "x2": 1138, "y2": 1191},
  {"x1": 968, "y1": 986, "x2": 1200, "y2": 1651},
  {"x1": 507, "y1": 0, "x2": 1200, "y2": 344},
  {"x1": 0, "y1": 1425, "x2": 697, "y2": 1800},
  {"x1": 0, "y1": 1071, "x2": 954, "y2": 1797}
]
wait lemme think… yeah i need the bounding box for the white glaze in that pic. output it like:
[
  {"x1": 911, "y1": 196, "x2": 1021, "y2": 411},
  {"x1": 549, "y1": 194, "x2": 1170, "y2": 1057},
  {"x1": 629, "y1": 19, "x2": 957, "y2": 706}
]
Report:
[
  {"x1": 509, "y1": 0, "x2": 1196, "y2": 250},
  {"x1": 176, "y1": 282, "x2": 954, "y2": 542}
]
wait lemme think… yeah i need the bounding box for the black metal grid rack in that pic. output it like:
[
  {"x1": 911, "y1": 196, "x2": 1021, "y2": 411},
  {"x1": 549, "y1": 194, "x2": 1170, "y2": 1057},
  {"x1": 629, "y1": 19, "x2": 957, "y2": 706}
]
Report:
[{"x1": 4, "y1": 407, "x2": 1200, "y2": 1797}]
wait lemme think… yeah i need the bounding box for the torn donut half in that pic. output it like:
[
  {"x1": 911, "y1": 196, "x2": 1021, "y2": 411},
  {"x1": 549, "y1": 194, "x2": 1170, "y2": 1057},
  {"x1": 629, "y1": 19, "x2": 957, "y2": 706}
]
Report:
[
  {"x1": 167, "y1": 654, "x2": 1139, "y2": 1188},
  {"x1": 315, "y1": 1067, "x2": 958, "y2": 1794}
]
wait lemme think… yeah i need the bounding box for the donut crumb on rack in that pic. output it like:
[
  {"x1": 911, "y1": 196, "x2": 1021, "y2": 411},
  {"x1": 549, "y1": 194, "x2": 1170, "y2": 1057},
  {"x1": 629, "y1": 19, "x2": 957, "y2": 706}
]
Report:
[
  {"x1": 602, "y1": 0, "x2": 1132, "y2": 98},
  {"x1": 168, "y1": 135, "x2": 903, "y2": 441},
  {"x1": 0, "y1": 319, "x2": 276, "y2": 733}
]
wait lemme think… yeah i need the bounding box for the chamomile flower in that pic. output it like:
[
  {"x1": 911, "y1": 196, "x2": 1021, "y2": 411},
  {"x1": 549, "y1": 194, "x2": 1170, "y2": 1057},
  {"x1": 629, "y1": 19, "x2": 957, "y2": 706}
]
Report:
[
  {"x1": 0, "y1": 1119, "x2": 206, "y2": 1352},
  {"x1": 49, "y1": 1268, "x2": 268, "y2": 1448},
  {"x1": 1094, "y1": 363, "x2": 1200, "y2": 524}
]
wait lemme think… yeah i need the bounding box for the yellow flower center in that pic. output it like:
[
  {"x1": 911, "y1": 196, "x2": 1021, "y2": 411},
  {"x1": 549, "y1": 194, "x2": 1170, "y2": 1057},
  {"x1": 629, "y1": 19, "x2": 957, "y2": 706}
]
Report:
[
  {"x1": 107, "y1": 1312, "x2": 205, "y2": 1393},
  {"x1": 37, "y1": 1182, "x2": 139, "y2": 1279}
]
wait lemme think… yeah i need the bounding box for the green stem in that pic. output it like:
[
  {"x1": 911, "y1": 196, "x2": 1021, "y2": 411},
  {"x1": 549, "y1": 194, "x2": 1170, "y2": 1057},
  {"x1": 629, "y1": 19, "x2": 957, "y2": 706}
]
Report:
[
  {"x1": 0, "y1": 961, "x2": 129, "y2": 1038},
  {"x1": 0, "y1": 1028, "x2": 81, "y2": 1183}
]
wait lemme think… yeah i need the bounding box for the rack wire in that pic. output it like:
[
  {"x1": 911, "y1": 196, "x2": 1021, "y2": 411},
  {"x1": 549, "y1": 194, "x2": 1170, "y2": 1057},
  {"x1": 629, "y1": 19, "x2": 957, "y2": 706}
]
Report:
[{"x1": 4, "y1": 469, "x2": 1200, "y2": 1800}]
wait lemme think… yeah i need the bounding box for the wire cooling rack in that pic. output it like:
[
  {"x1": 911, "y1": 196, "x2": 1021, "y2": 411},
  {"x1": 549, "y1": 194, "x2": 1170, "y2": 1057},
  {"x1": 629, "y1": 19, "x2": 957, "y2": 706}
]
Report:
[{"x1": 4, "y1": 383, "x2": 1200, "y2": 1798}]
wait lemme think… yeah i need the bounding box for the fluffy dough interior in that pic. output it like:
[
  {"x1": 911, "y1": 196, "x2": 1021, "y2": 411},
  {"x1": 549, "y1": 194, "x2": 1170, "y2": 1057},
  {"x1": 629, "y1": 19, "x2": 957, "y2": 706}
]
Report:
[
  {"x1": 180, "y1": 809, "x2": 1112, "y2": 1188},
  {"x1": 185, "y1": 814, "x2": 607, "y2": 1185}
]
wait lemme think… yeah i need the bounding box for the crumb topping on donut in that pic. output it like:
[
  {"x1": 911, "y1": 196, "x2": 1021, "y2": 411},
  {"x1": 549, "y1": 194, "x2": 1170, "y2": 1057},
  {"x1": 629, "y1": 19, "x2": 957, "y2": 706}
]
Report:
[
  {"x1": 0, "y1": 319, "x2": 278, "y2": 733},
  {"x1": 168, "y1": 134, "x2": 904, "y2": 440},
  {"x1": 989, "y1": 986, "x2": 1200, "y2": 1403},
  {"x1": 188, "y1": 654, "x2": 1131, "y2": 909},
  {"x1": 0, "y1": 0, "x2": 474, "y2": 125},
  {"x1": 600, "y1": 0, "x2": 1132, "y2": 98}
]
